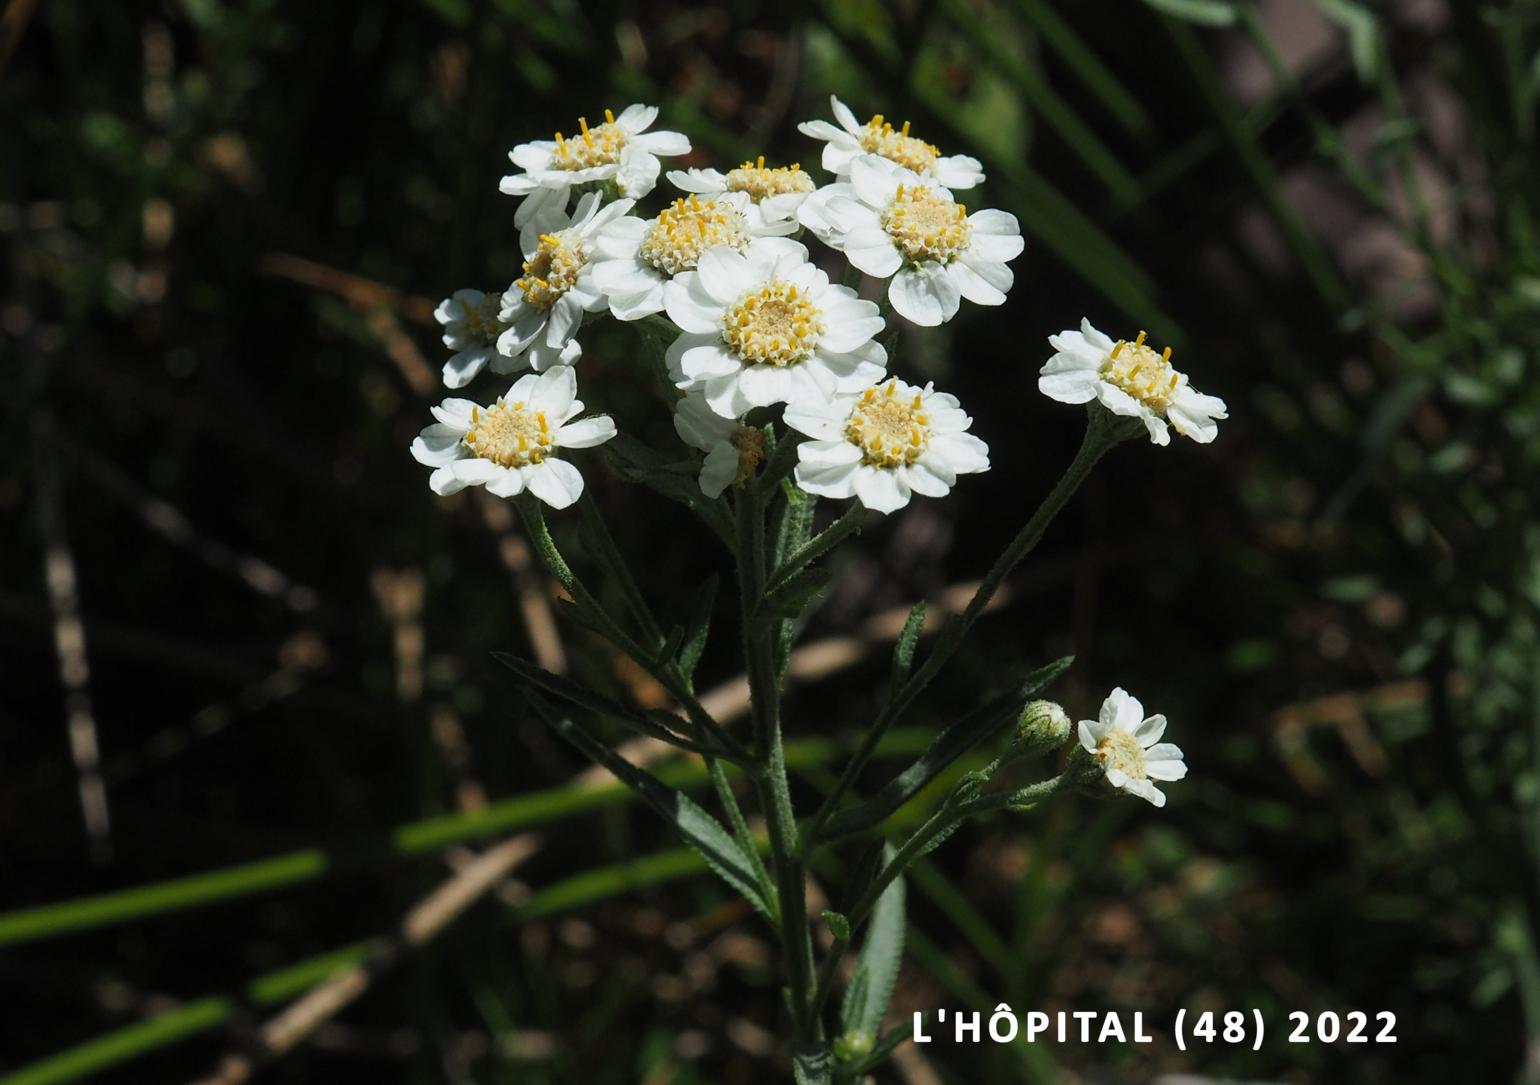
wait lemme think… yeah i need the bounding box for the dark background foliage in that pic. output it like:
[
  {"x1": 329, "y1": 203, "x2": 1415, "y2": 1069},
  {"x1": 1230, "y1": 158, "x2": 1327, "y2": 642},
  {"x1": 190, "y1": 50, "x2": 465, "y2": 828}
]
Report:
[{"x1": 4, "y1": 0, "x2": 1539, "y2": 1082}]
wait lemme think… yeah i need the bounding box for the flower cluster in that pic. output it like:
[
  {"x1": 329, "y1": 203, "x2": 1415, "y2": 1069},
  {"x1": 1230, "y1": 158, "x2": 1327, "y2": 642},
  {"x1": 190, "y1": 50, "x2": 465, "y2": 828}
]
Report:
[
  {"x1": 414, "y1": 98, "x2": 1227, "y2": 824},
  {"x1": 414, "y1": 95, "x2": 1227, "y2": 513}
]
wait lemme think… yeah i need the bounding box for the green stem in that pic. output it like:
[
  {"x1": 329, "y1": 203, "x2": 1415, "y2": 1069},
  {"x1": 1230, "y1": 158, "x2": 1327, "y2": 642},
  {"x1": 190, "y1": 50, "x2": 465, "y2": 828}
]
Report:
[
  {"x1": 735, "y1": 485, "x2": 818, "y2": 1043},
  {"x1": 811, "y1": 775, "x2": 1070, "y2": 1023},
  {"x1": 518, "y1": 499, "x2": 752, "y2": 764},
  {"x1": 805, "y1": 408, "x2": 1130, "y2": 848}
]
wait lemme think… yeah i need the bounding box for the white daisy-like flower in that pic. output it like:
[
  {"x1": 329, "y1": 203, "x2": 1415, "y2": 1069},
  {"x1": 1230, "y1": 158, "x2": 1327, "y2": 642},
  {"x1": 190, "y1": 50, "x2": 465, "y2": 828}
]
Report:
[
  {"x1": 1077, "y1": 687, "x2": 1187, "y2": 808},
  {"x1": 1039, "y1": 319, "x2": 1228, "y2": 445},
  {"x1": 672, "y1": 391, "x2": 765, "y2": 498},
  {"x1": 662, "y1": 237, "x2": 887, "y2": 419},
  {"x1": 434, "y1": 288, "x2": 510, "y2": 389},
  {"x1": 588, "y1": 192, "x2": 794, "y2": 321},
  {"x1": 409, "y1": 365, "x2": 615, "y2": 509},
  {"x1": 797, "y1": 95, "x2": 984, "y2": 190},
  {"x1": 798, "y1": 156, "x2": 1023, "y2": 327},
  {"x1": 497, "y1": 192, "x2": 634, "y2": 371},
  {"x1": 499, "y1": 104, "x2": 690, "y2": 228},
  {"x1": 666, "y1": 155, "x2": 817, "y2": 233},
  {"x1": 783, "y1": 377, "x2": 989, "y2": 514}
]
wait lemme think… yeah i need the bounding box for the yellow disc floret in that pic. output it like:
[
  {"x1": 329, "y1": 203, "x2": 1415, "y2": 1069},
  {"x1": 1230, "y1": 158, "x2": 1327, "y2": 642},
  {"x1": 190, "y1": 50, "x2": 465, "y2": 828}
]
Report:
[
  {"x1": 1094, "y1": 729, "x2": 1148, "y2": 780},
  {"x1": 517, "y1": 230, "x2": 586, "y2": 309},
  {"x1": 458, "y1": 293, "x2": 506, "y2": 343},
  {"x1": 722, "y1": 280, "x2": 825, "y2": 367},
  {"x1": 858, "y1": 115, "x2": 941, "y2": 174},
  {"x1": 845, "y1": 381, "x2": 930, "y2": 468},
  {"x1": 724, "y1": 156, "x2": 815, "y2": 202},
  {"x1": 639, "y1": 196, "x2": 748, "y2": 276},
  {"x1": 880, "y1": 183, "x2": 971, "y2": 265},
  {"x1": 730, "y1": 426, "x2": 765, "y2": 486},
  {"x1": 462, "y1": 400, "x2": 553, "y2": 468},
  {"x1": 549, "y1": 109, "x2": 627, "y2": 171},
  {"x1": 1100, "y1": 331, "x2": 1181, "y2": 412}
]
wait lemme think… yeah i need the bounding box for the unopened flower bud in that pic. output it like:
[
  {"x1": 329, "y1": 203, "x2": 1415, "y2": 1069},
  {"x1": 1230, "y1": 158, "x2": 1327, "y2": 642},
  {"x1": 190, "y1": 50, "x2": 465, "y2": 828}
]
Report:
[
  {"x1": 1015, "y1": 699, "x2": 1070, "y2": 753},
  {"x1": 834, "y1": 1028, "x2": 874, "y2": 1062}
]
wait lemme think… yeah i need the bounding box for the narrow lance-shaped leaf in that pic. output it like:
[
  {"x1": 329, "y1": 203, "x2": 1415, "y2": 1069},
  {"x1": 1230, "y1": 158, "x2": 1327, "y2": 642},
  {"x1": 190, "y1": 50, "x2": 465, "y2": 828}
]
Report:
[
  {"x1": 1142, "y1": 0, "x2": 1238, "y2": 25},
  {"x1": 519, "y1": 691, "x2": 775, "y2": 921},
  {"x1": 677, "y1": 572, "x2": 718, "y2": 681},
  {"x1": 821, "y1": 656, "x2": 1074, "y2": 841},
  {"x1": 841, "y1": 844, "x2": 906, "y2": 1040},
  {"x1": 888, "y1": 601, "x2": 926, "y2": 693}
]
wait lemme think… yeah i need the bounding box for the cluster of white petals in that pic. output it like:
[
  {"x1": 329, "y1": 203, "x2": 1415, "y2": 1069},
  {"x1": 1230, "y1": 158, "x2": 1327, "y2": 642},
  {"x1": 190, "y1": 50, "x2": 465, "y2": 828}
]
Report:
[
  {"x1": 410, "y1": 366, "x2": 615, "y2": 509},
  {"x1": 1078, "y1": 688, "x2": 1188, "y2": 807},
  {"x1": 799, "y1": 157, "x2": 1023, "y2": 326},
  {"x1": 1039, "y1": 319, "x2": 1228, "y2": 445}
]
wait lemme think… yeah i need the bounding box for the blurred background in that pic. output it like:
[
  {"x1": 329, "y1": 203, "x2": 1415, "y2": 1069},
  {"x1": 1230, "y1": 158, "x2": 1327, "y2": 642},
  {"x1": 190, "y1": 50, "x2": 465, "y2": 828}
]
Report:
[{"x1": 5, "y1": 0, "x2": 1540, "y2": 1082}]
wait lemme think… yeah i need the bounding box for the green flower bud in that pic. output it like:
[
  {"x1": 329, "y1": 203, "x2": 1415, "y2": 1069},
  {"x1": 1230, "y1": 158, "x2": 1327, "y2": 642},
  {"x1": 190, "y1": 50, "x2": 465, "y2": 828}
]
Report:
[
  {"x1": 834, "y1": 1028, "x2": 874, "y2": 1062},
  {"x1": 1015, "y1": 699, "x2": 1071, "y2": 753}
]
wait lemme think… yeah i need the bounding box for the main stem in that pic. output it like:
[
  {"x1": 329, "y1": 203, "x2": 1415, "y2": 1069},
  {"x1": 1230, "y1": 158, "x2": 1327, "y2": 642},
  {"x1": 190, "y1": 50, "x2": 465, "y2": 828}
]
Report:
[
  {"x1": 805, "y1": 408, "x2": 1131, "y2": 849},
  {"x1": 736, "y1": 486, "x2": 818, "y2": 1043}
]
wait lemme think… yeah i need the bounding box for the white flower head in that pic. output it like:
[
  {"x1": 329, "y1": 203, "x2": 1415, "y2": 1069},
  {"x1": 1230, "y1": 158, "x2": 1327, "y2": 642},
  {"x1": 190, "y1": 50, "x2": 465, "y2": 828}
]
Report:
[
  {"x1": 410, "y1": 365, "x2": 616, "y2": 509},
  {"x1": 1039, "y1": 319, "x2": 1228, "y2": 445},
  {"x1": 784, "y1": 377, "x2": 989, "y2": 514},
  {"x1": 798, "y1": 95, "x2": 984, "y2": 190},
  {"x1": 499, "y1": 104, "x2": 690, "y2": 228},
  {"x1": 672, "y1": 391, "x2": 765, "y2": 498},
  {"x1": 663, "y1": 237, "x2": 888, "y2": 419},
  {"x1": 589, "y1": 191, "x2": 794, "y2": 321},
  {"x1": 798, "y1": 156, "x2": 1023, "y2": 327},
  {"x1": 497, "y1": 192, "x2": 634, "y2": 371},
  {"x1": 667, "y1": 155, "x2": 817, "y2": 233},
  {"x1": 435, "y1": 288, "x2": 510, "y2": 389},
  {"x1": 1077, "y1": 687, "x2": 1187, "y2": 808}
]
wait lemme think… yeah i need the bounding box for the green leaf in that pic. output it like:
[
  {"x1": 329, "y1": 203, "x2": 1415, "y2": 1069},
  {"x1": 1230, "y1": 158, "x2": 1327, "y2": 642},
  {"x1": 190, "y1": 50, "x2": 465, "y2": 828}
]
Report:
[
  {"x1": 821, "y1": 657, "x2": 1074, "y2": 841},
  {"x1": 521, "y1": 692, "x2": 775, "y2": 921},
  {"x1": 758, "y1": 564, "x2": 834, "y2": 619},
  {"x1": 889, "y1": 601, "x2": 926, "y2": 691},
  {"x1": 843, "y1": 1022, "x2": 912, "y2": 1075},
  {"x1": 841, "y1": 846, "x2": 906, "y2": 1038},
  {"x1": 1316, "y1": 0, "x2": 1381, "y2": 82},
  {"x1": 677, "y1": 573, "x2": 718, "y2": 680},
  {"x1": 602, "y1": 434, "x2": 734, "y2": 543},
  {"x1": 1142, "y1": 0, "x2": 1237, "y2": 25},
  {"x1": 822, "y1": 909, "x2": 851, "y2": 943}
]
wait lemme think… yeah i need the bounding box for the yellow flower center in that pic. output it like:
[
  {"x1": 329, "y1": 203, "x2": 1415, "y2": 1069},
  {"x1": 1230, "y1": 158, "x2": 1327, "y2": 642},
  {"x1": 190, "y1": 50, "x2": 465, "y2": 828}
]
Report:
[
  {"x1": 724, "y1": 156, "x2": 815, "y2": 202},
  {"x1": 722, "y1": 280, "x2": 824, "y2": 367},
  {"x1": 730, "y1": 427, "x2": 765, "y2": 486},
  {"x1": 880, "y1": 183, "x2": 971, "y2": 265},
  {"x1": 1100, "y1": 331, "x2": 1181, "y2": 412},
  {"x1": 845, "y1": 382, "x2": 930, "y2": 467},
  {"x1": 858, "y1": 115, "x2": 940, "y2": 174},
  {"x1": 549, "y1": 109, "x2": 627, "y2": 171},
  {"x1": 1095, "y1": 729, "x2": 1148, "y2": 780},
  {"x1": 517, "y1": 230, "x2": 586, "y2": 309},
  {"x1": 458, "y1": 293, "x2": 505, "y2": 344},
  {"x1": 639, "y1": 196, "x2": 748, "y2": 276},
  {"x1": 462, "y1": 400, "x2": 553, "y2": 468}
]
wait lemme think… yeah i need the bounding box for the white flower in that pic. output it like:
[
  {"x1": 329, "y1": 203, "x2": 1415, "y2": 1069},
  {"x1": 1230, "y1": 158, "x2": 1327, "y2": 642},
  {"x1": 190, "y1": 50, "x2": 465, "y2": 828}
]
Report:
[
  {"x1": 666, "y1": 155, "x2": 817, "y2": 233},
  {"x1": 663, "y1": 237, "x2": 887, "y2": 419},
  {"x1": 1077, "y1": 687, "x2": 1187, "y2": 808},
  {"x1": 798, "y1": 156, "x2": 1022, "y2": 327},
  {"x1": 784, "y1": 377, "x2": 989, "y2": 514},
  {"x1": 499, "y1": 104, "x2": 690, "y2": 228},
  {"x1": 588, "y1": 192, "x2": 794, "y2": 321},
  {"x1": 672, "y1": 391, "x2": 764, "y2": 498},
  {"x1": 409, "y1": 365, "x2": 615, "y2": 509},
  {"x1": 1039, "y1": 319, "x2": 1228, "y2": 445},
  {"x1": 434, "y1": 288, "x2": 510, "y2": 389},
  {"x1": 797, "y1": 95, "x2": 983, "y2": 190},
  {"x1": 497, "y1": 192, "x2": 634, "y2": 371}
]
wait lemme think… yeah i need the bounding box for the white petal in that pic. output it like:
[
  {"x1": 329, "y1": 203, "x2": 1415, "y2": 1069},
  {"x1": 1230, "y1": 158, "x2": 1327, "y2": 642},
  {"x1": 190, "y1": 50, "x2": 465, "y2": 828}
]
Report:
[
  {"x1": 946, "y1": 261, "x2": 1007, "y2": 306},
  {"x1": 411, "y1": 425, "x2": 465, "y2": 466},
  {"x1": 556, "y1": 415, "x2": 617, "y2": 449},
  {"x1": 853, "y1": 466, "x2": 910, "y2": 513},
  {"x1": 524, "y1": 458, "x2": 586, "y2": 509},
  {"x1": 1134, "y1": 713, "x2": 1167, "y2": 747},
  {"x1": 699, "y1": 443, "x2": 739, "y2": 498},
  {"x1": 888, "y1": 263, "x2": 961, "y2": 327}
]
